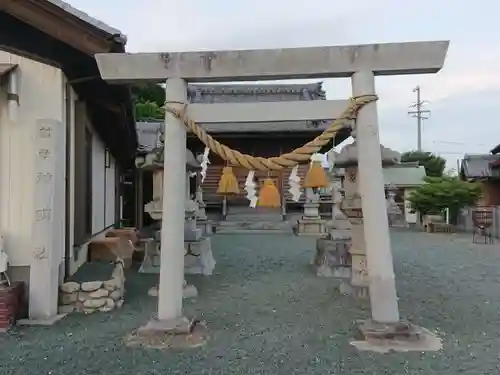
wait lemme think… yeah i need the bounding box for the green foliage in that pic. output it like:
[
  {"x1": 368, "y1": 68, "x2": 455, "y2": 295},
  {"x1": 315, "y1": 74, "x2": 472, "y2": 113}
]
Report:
[
  {"x1": 408, "y1": 176, "x2": 482, "y2": 222},
  {"x1": 132, "y1": 84, "x2": 166, "y2": 120},
  {"x1": 134, "y1": 101, "x2": 164, "y2": 121},
  {"x1": 401, "y1": 150, "x2": 446, "y2": 177}
]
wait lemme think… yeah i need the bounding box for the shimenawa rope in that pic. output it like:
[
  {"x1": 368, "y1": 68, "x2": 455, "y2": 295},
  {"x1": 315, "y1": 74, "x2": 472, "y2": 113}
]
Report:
[{"x1": 164, "y1": 94, "x2": 377, "y2": 171}]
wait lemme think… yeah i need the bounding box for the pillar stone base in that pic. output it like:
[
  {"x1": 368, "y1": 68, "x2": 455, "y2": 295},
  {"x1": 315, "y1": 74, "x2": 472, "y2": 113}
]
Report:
[
  {"x1": 185, "y1": 237, "x2": 216, "y2": 276},
  {"x1": 339, "y1": 282, "x2": 369, "y2": 299},
  {"x1": 17, "y1": 314, "x2": 67, "y2": 326},
  {"x1": 124, "y1": 316, "x2": 208, "y2": 349},
  {"x1": 295, "y1": 218, "x2": 327, "y2": 236},
  {"x1": 313, "y1": 235, "x2": 351, "y2": 278},
  {"x1": 351, "y1": 319, "x2": 442, "y2": 353}
]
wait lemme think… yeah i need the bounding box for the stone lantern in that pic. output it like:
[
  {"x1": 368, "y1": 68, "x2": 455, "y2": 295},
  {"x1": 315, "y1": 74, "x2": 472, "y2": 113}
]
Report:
[
  {"x1": 386, "y1": 183, "x2": 404, "y2": 227},
  {"x1": 136, "y1": 146, "x2": 202, "y2": 226},
  {"x1": 335, "y1": 140, "x2": 400, "y2": 298},
  {"x1": 136, "y1": 141, "x2": 216, "y2": 298}
]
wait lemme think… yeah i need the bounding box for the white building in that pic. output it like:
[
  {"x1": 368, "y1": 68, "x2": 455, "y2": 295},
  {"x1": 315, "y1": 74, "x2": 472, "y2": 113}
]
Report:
[{"x1": 0, "y1": 1, "x2": 137, "y2": 322}]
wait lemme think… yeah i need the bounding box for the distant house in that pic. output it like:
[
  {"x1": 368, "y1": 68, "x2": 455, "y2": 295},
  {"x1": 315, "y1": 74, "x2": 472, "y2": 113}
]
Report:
[
  {"x1": 336, "y1": 162, "x2": 426, "y2": 224},
  {"x1": 383, "y1": 163, "x2": 427, "y2": 224},
  {"x1": 460, "y1": 154, "x2": 500, "y2": 206},
  {"x1": 0, "y1": 1, "x2": 136, "y2": 321}
]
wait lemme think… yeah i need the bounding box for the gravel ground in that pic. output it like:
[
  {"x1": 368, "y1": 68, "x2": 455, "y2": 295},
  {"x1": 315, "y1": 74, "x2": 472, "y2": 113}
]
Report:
[{"x1": 1, "y1": 231, "x2": 500, "y2": 375}]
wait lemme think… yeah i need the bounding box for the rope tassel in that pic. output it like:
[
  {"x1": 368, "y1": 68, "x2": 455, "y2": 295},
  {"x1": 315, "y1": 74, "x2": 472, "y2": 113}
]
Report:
[
  {"x1": 217, "y1": 166, "x2": 240, "y2": 195},
  {"x1": 257, "y1": 178, "x2": 281, "y2": 208},
  {"x1": 303, "y1": 160, "x2": 329, "y2": 189}
]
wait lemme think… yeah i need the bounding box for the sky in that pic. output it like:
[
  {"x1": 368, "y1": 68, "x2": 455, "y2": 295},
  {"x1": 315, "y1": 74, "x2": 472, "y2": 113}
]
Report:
[{"x1": 68, "y1": 0, "x2": 500, "y2": 170}]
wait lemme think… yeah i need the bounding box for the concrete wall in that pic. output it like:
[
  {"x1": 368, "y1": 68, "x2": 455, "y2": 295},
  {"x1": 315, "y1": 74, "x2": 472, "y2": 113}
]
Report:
[
  {"x1": 0, "y1": 51, "x2": 67, "y2": 314},
  {"x1": 0, "y1": 50, "x2": 65, "y2": 269},
  {"x1": 0, "y1": 51, "x2": 119, "y2": 312}
]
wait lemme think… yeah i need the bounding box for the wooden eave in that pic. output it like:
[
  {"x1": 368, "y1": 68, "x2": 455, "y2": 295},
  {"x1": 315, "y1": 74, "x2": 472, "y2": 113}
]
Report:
[
  {"x1": 0, "y1": 3, "x2": 138, "y2": 165},
  {"x1": 1, "y1": 0, "x2": 113, "y2": 56}
]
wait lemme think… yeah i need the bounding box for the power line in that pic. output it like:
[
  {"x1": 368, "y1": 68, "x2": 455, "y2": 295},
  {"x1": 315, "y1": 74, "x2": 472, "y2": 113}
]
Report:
[{"x1": 408, "y1": 86, "x2": 431, "y2": 151}]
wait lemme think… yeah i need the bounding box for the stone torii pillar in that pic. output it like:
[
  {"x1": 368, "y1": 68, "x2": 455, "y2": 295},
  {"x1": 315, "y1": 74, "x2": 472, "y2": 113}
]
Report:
[
  {"x1": 352, "y1": 71, "x2": 400, "y2": 324},
  {"x1": 141, "y1": 78, "x2": 191, "y2": 332}
]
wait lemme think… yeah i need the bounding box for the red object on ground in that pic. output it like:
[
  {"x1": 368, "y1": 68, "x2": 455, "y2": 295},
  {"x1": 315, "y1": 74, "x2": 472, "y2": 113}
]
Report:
[{"x1": 0, "y1": 282, "x2": 25, "y2": 331}]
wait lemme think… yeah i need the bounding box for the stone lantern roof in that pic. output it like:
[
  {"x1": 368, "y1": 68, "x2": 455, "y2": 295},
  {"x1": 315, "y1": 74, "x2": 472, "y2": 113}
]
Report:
[
  {"x1": 335, "y1": 141, "x2": 400, "y2": 168},
  {"x1": 135, "y1": 147, "x2": 201, "y2": 171},
  {"x1": 135, "y1": 122, "x2": 201, "y2": 171}
]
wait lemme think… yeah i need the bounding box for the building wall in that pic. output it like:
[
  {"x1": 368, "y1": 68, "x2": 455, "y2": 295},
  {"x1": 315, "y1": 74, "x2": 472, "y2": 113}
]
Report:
[
  {"x1": 90, "y1": 131, "x2": 116, "y2": 233},
  {"x1": 0, "y1": 51, "x2": 119, "y2": 309},
  {"x1": 478, "y1": 180, "x2": 500, "y2": 206},
  {"x1": 0, "y1": 51, "x2": 67, "y2": 318},
  {"x1": 0, "y1": 50, "x2": 65, "y2": 268}
]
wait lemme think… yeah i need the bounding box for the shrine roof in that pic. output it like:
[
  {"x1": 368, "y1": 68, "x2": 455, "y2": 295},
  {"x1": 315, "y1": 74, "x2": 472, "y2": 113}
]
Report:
[
  {"x1": 186, "y1": 82, "x2": 342, "y2": 135},
  {"x1": 137, "y1": 82, "x2": 350, "y2": 145},
  {"x1": 460, "y1": 154, "x2": 500, "y2": 180}
]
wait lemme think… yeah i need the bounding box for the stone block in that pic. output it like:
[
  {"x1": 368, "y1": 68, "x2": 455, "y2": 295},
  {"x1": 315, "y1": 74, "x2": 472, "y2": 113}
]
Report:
[
  {"x1": 296, "y1": 218, "x2": 327, "y2": 236},
  {"x1": 88, "y1": 238, "x2": 134, "y2": 269},
  {"x1": 81, "y1": 281, "x2": 103, "y2": 292},
  {"x1": 339, "y1": 282, "x2": 369, "y2": 299},
  {"x1": 109, "y1": 289, "x2": 122, "y2": 300},
  {"x1": 313, "y1": 236, "x2": 351, "y2": 278},
  {"x1": 60, "y1": 281, "x2": 80, "y2": 294},
  {"x1": 197, "y1": 220, "x2": 214, "y2": 236},
  {"x1": 88, "y1": 288, "x2": 109, "y2": 299},
  {"x1": 106, "y1": 228, "x2": 139, "y2": 247},
  {"x1": 59, "y1": 293, "x2": 78, "y2": 305},
  {"x1": 83, "y1": 298, "x2": 107, "y2": 309},
  {"x1": 57, "y1": 262, "x2": 126, "y2": 315},
  {"x1": 185, "y1": 227, "x2": 202, "y2": 242},
  {"x1": 184, "y1": 237, "x2": 216, "y2": 276},
  {"x1": 350, "y1": 254, "x2": 369, "y2": 288}
]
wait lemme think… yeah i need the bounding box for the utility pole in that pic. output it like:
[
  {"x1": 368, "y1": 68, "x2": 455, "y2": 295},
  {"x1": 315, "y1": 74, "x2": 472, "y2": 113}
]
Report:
[{"x1": 408, "y1": 86, "x2": 431, "y2": 151}]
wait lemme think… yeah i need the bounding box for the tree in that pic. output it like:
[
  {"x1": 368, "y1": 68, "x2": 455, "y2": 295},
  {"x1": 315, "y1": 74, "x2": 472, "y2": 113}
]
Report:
[
  {"x1": 408, "y1": 176, "x2": 482, "y2": 224},
  {"x1": 134, "y1": 101, "x2": 164, "y2": 120},
  {"x1": 401, "y1": 150, "x2": 446, "y2": 177},
  {"x1": 132, "y1": 84, "x2": 165, "y2": 120}
]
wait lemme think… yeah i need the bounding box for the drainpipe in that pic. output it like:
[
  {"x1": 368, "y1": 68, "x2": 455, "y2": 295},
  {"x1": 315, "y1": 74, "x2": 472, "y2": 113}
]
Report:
[{"x1": 7, "y1": 68, "x2": 19, "y2": 122}]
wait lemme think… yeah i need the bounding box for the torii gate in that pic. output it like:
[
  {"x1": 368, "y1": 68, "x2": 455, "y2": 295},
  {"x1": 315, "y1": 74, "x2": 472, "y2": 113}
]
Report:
[{"x1": 95, "y1": 41, "x2": 449, "y2": 345}]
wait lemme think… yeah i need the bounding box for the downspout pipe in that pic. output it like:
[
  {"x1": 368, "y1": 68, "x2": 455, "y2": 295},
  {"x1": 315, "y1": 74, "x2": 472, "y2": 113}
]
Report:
[{"x1": 7, "y1": 67, "x2": 19, "y2": 122}]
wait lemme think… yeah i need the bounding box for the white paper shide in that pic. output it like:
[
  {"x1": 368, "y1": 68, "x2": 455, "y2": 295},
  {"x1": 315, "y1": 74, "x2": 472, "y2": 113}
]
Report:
[
  {"x1": 288, "y1": 165, "x2": 302, "y2": 202},
  {"x1": 244, "y1": 170, "x2": 258, "y2": 208}
]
